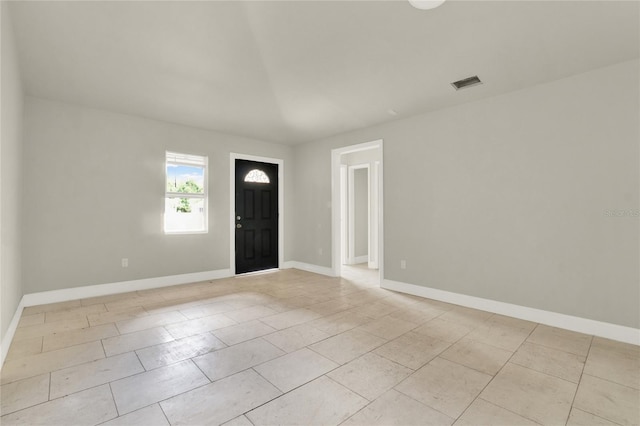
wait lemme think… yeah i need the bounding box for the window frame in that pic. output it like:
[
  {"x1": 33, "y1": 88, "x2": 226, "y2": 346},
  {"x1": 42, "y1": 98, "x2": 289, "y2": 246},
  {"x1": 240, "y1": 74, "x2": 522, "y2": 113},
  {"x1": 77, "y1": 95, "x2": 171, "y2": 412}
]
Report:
[
  {"x1": 164, "y1": 151, "x2": 209, "y2": 235},
  {"x1": 244, "y1": 169, "x2": 271, "y2": 184}
]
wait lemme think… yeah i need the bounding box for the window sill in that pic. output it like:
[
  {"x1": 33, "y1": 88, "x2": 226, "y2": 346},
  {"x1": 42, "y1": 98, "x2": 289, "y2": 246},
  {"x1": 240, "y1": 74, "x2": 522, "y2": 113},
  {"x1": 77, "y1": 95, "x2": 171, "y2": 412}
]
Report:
[{"x1": 164, "y1": 230, "x2": 208, "y2": 235}]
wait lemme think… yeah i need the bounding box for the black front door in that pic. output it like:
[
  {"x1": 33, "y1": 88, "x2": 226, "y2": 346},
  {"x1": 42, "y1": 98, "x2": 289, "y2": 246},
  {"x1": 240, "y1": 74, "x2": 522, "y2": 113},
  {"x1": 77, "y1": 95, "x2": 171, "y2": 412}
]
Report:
[{"x1": 235, "y1": 159, "x2": 278, "y2": 274}]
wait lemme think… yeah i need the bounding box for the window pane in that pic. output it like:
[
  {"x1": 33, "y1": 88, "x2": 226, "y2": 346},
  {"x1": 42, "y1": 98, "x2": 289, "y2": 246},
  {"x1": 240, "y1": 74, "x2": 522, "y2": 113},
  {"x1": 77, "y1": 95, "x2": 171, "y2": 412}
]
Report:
[
  {"x1": 166, "y1": 164, "x2": 205, "y2": 194},
  {"x1": 244, "y1": 169, "x2": 270, "y2": 183},
  {"x1": 164, "y1": 151, "x2": 207, "y2": 234},
  {"x1": 165, "y1": 198, "x2": 206, "y2": 232}
]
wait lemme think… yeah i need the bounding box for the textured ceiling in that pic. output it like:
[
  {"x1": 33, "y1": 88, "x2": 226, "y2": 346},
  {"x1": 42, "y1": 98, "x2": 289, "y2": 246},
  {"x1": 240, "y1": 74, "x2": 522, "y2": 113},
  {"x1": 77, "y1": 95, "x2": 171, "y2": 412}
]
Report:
[{"x1": 9, "y1": 0, "x2": 640, "y2": 144}]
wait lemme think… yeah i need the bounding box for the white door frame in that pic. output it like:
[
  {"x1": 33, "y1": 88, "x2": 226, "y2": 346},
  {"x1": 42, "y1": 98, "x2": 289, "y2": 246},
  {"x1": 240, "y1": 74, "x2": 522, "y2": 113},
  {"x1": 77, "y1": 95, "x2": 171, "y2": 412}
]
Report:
[
  {"x1": 331, "y1": 139, "x2": 384, "y2": 282},
  {"x1": 340, "y1": 165, "x2": 348, "y2": 265},
  {"x1": 229, "y1": 153, "x2": 284, "y2": 275},
  {"x1": 369, "y1": 160, "x2": 380, "y2": 269},
  {"x1": 347, "y1": 163, "x2": 370, "y2": 265}
]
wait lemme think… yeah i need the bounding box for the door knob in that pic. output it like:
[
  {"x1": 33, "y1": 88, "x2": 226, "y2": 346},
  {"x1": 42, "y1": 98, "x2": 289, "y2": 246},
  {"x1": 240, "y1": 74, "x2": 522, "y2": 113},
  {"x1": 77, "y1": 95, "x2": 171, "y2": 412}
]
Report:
[
  {"x1": 237, "y1": 216, "x2": 241, "y2": 220},
  {"x1": 236, "y1": 224, "x2": 242, "y2": 228}
]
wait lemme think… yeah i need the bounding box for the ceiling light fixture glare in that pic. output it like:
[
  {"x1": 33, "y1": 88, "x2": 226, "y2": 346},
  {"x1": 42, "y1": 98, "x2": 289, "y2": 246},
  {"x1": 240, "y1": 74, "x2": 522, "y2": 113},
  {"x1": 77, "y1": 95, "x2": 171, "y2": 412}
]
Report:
[{"x1": 408, "y1": 0, "x2": 446, "y2": 10}]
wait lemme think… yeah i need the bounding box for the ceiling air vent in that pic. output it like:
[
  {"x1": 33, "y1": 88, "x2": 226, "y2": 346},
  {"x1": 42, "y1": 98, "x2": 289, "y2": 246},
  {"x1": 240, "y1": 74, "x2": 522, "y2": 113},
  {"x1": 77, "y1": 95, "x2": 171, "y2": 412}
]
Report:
[{"x1": 451, "y1": 75, "x2": 482, "y2": 91}]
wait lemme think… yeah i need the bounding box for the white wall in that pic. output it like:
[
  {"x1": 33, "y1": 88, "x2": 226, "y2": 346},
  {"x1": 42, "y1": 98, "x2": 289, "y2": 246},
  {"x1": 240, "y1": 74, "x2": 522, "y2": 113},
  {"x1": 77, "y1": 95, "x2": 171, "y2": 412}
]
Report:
[
  {"x1": 342, "y1": 149, "x2": 380, "y2": 166},
  {"x1": 8, "y1": 49, "x2": 639, "y2": 335},
  {"x1": 1, "y1": 3, "x2": 24, "y2": 344},
  {"x1": 293, "y1": 59, "x2": 639, "y2": 329},
  {"x1": 353, "y1": 168, "x2": 368, "y2": 259},
  {"x1": 22, "y1": 97, "x2": 294, "y2": 294},
  {"x1": 341, "y1": 148, "x2": 382, "y2": 269}
]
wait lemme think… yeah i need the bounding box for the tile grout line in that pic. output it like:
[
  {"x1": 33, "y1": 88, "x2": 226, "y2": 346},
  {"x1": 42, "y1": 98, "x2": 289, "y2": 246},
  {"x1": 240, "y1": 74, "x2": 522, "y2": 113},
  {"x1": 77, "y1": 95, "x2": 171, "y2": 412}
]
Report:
[
  {"x1": 325, "y1": 373, "x2": 374, "y2": 402},
  {"x1": 133, "y1": 349, "x2": 148, "y2": 372},
  {"x1": 307, "y1": 317, "x2": 451, "y2": 420},
  {"x1": 157, "y1": 402, "x2": 173, "y2": 425},
  {"x1": 564, "y1": 402, "x2": 626, "y2": 426},
  {"x1": 100, "y1": 332, "x2": 108, "y2": 359},
  {"x1": 240, "y1": 365, "x2": 317, "y2": 422},
  {"x1": 118, "y1": 364, "x2": 266, "y2": 422},
  {"x1": 524, "y1": 338, "x2": 591, "y2": 358},
  {"x1": 1, "y1": 344, "x2": 107, "y2": 386},
  {"x1": 2, "y1": 381, "x2": 120, "y2": 419},
  {"x1": 5, "y1": 271, "x2": 634, "y2": 425},
  {"x1": 565, "y1": 333, "x2": 592, "y2": 426},
  {"x1": 449, "y1": 320, "x2": 541, "y2": 424},
  {"x1": 391, "y1": 383, "x2": 455, "y2": 421},
  {"x1": 385, "y1": 315, "x2": 495, "y2": 422},
  {"x1": 108, "y1": 382, "x2": 120, "y2": 418},
  {"x1": 47, "y1": 372, "x2": 52, "y2": 402},
  {"x1": 108, "y1": 366, "x2": 213, "y2": 418},
  {"x1": 219, "y1": 302, "x2": 401, "y2": 419},
  {"x1": 243, "y1": 414, "x2": 257, "y2": 426},
  {"x1": 507, "y1": 340, "x2": 588, "y2": 385},
  {"x1": 579, "y1": 371, "x2": 640, "y2": 391},
  {"x1": 189, "y1": 357, "x2": 212, "y2": 383}
]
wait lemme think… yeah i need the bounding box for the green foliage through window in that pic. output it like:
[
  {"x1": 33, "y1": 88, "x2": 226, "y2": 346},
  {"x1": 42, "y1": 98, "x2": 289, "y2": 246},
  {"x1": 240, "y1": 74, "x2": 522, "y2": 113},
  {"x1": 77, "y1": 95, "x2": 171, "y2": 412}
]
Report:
[{"x1": 165, "y1": 152, "x2": 208, "y2": 233}]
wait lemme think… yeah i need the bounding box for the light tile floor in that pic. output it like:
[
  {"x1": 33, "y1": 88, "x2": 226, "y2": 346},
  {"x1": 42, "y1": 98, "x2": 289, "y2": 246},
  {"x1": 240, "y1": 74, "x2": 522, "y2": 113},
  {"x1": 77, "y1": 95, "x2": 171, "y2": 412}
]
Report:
[{"x1": 1, "y1": 268, "x2": 639, "y2": 425}]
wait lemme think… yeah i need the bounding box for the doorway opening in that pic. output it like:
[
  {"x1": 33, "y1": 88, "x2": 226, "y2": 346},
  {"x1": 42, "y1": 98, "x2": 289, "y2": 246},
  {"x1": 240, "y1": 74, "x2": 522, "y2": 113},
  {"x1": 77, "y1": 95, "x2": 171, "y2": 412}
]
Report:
[
  {"x1": 230, "y1": 154, "x2": 284, "y2": 275},
  {"x1": 331, "y1": 140, "x2": 383, "y2": 285}
]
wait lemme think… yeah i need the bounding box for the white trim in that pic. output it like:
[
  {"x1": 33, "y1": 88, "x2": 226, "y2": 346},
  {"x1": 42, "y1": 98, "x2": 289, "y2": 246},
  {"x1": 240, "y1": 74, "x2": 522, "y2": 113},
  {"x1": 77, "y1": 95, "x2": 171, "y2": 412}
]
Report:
[
  {"x1": 365, "y1": 166, "x2": 371, "y2": 269},
  {"x1": 331, "y1": 140, "x2": 383, "y2": 284},
  {"x1": 368, "y1": 161, "x2": 379, "y2": 269},
  {"x1": 1, "y1": 297, "x2": 25, "y2": 369},
  {"x1": 382, "y1": 279, "x2": 640, "y2": 346},
  {"x1": 353, "y1": 255, "x2": 369, "y2": 264},
  {"x1": 23, "y1": 269, "x2": 232, "y2": 307},
  {"x1": 347, "y1": 164, "x2": 370, "y2": 266},
  {"x1": 230, "y1": 153, "x2": 284, "y2": 275},
  {"x1": 164, "y1": 229, "x2": 208, "y2": 236},
  {"x1": 283, "y1": 261, "x2": 336, "y2": 277},
  {"x1": 378, "y1": 157, "x2": 384, "y2": 281},
  {"x1": 164, "y1": 151, "x2": 209, "y2": 234},
  {"x1": 234, "y1": 268, "x2": 279, "y2": 277},
  {"x1": 1, "y1": 267, "x2": 231, "y2": 369},
  {"x1": 340, "y1": 165, "x2": 348, "y2": 265},
  {"x1": 348, "y1": 166, "x2": 355, "y2": 264}
]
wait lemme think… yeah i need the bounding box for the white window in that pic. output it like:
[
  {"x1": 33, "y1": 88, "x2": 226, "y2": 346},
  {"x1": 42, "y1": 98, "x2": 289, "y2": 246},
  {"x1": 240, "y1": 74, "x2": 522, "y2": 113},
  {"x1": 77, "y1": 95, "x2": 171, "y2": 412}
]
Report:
[
  {"x1": 244, "y1": 169, "x2": 270, "y2": 183},
  {"x1": 164, "y1": 151, "x2": 208, "y2": 234}
]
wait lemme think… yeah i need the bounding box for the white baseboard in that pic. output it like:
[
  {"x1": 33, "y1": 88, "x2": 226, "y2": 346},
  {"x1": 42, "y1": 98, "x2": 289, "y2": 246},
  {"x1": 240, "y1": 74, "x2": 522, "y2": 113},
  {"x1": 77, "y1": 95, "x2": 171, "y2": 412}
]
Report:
[
  {"x1": 353, "y1": 255, "x2": 368, "y2": 264},
  {"x1": 345, "y1": 256, "x2": 368, "y2": 266},
  {"x1": 382, "y1": 279, "x2": 639, "y2": 346},
  {"x1": 283, "y1": 261, "x2": 336, "y2": 277},
  {"x1": 1, "y1": 297, "x2": 26, "y2": 368},
  {"x1": 4, "y1": 268, "x2": 636, "y2": 369},
  {"x1": 1, "y1": 268, "x2": 233, "y2": 371},
  {"x1": 22, "y1": 269, "x2": 232, "y2": 307}
]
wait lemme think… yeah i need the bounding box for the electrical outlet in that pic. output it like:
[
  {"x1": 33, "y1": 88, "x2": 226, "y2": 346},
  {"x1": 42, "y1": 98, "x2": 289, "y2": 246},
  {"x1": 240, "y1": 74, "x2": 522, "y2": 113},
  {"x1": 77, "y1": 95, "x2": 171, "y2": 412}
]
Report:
[
  {"x1": 121, "y1": 258, "x2": 128, "y2": 268},
  {"x1": 400, "y1": 260, "x2": 406, "y2": 269}
]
